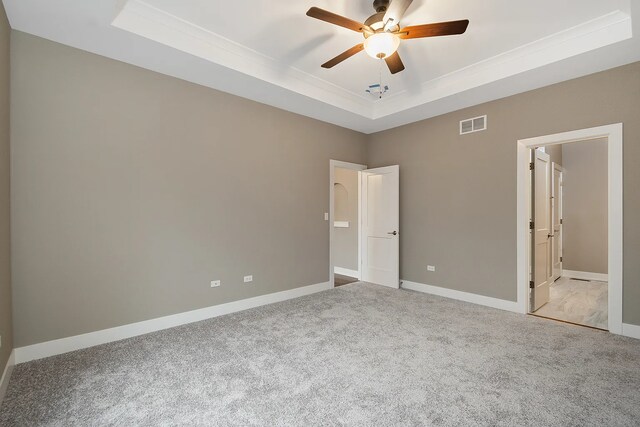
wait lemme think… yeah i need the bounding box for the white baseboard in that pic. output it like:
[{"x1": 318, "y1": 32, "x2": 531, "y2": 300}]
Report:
[
  {"x1": 562, "y1": 270, "x2": 608, "y2": 282},
  {"x1": 622, "y1": 323, "x2": 640, "y2": 340},
  {"x1": 401, "y1": 280, "x2": 521, "y2": 313},
  {"x1": 0, "y1": 350, "x2": 15, "y2": 406},
  {"x1": 334, "y1": 267, "x2": 359, "y2": 278},
  {"x1": 15, "y1": 281, "x2": 332, "y2": 364}
]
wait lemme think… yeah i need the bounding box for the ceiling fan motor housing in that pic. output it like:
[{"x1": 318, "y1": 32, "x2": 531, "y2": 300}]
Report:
[{"x1": 364, "y1": 12, "x2": 400, "y2": 35}]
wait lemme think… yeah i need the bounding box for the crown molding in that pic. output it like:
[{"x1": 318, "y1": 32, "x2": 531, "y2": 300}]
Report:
[
  {"x1": 112, "y1": 0, "x2": 374, "y2": 118},
  {"x1": 113, "y1": 2, "x2": 632, "y2": 121},
  {"x1": 374, "y1": 10, "x2": 633, "y2": 118}
]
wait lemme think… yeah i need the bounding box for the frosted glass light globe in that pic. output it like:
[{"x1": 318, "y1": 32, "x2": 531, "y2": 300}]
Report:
[{"x1": 364, "y1": 32, "x2": 400, "y2": 59}]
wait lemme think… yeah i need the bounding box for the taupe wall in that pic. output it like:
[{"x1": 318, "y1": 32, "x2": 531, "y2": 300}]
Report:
[
  {"x1": 562, "y1": 139, "x2": 608, "y2": 274},
  {"x1": 367, "y1": 62, "x2": 640, "y2": 326},
  {"x1": 8, "y1": 30, "x2": 640, "y2": 349},
  {"x1": 11, "y1": 32, "x2": 367, "y2": 347},
  {"x1": 333, "y1": 168, "x2": 358, "y2": 272},
  {"x1": 0, "y1": 3, "x2": 12, "y2": 372},
  {"x1": 546, "y1": 145, "x2": 563, "y2": 167}
]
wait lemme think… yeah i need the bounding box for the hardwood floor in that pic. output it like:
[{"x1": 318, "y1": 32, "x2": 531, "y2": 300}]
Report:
[{"x1": 334, "y1": 274, "x2": 358, "y2": 287}]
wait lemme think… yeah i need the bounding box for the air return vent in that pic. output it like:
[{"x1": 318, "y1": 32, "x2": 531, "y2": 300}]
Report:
[{"x1": 460, "y1": 115, "x2": 487, "y2": 135}]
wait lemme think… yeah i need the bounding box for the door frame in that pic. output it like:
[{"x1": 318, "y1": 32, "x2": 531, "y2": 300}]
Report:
[
  {"x1": 516, "y1": 124, "x2": 623, "y2": 334},
  {"x1": 329, "y1": 160, "x2": 367, "y2": 288}
]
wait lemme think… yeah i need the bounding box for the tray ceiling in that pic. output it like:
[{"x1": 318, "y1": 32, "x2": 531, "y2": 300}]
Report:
[{"x1": 3, "y1": 0, "x2": 640, "y2": 133}]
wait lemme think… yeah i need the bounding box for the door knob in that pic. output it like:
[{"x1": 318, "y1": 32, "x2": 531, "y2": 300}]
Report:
[{"x1": 388, "y1": 231, "x2": 398, "y2": 236}]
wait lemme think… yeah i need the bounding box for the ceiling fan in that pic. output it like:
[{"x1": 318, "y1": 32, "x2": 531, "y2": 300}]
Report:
[{"x1": 306, "y1": 0, "x2": 469, "y2": 74}]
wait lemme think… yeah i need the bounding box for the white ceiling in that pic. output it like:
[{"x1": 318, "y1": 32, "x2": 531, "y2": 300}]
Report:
[{"x1": 3, "y1": 0, "x2": 640, "y2": 133}]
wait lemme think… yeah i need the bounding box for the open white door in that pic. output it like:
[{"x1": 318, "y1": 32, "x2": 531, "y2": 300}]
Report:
[
  {"x1": 551, "y1": 164, "x2": 563, "y2": 282},
  {"x1": 531, "y1": 149, "x2": 553, "y2": 311},
  {"x1": 360, "y1": 165, "x2": 399, "y2": 289}
]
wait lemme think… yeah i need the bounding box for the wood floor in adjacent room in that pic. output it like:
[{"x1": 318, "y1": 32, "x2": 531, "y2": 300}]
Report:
[
  {"x1": 1, "y1": 283, "x2": 638, "y2": 425},
  {"x1": 533, "y1": 276, "x2": 608, "y2": 330},
  {"x1": 334, "y1": 274, "x2": 358, "y2": 287}
]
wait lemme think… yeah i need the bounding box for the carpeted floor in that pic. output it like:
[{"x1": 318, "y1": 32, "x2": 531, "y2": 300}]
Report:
[{"x1": 1, "y1": 283, "x2": 639, "y2": 426}]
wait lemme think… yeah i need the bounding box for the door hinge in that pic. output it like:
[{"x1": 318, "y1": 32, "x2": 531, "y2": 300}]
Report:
[
  {"x1": 560, "y1": 256, "x2": 563, "y2": 262},
  {"x1": 529, "y1": 221, "x2": 534, "y2": 230},
  {"x1": 529, "y1": 162, "x2": 534, "y2": 170},
  {"x1": 529, "y1": 280, "x2": 535, "y2": 289},
  {"x1": 560, "y1": 219, "x2": 563, "y2": 225}
]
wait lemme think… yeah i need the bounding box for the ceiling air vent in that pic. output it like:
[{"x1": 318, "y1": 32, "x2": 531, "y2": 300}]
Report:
[{"x1": 460, "y1": 115, "x2": 487, "y2": 135}]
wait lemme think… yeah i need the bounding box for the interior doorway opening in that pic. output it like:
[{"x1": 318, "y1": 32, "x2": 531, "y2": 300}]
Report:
[
  {"x1": 516, "y1": 124, "x2": 623, "y2": 335},
  {"x1": 330, "y1": 160, "x2": 366, "y2": 288},
  {"x1": 529, "y1": 140, "x2": 608, "y2": 330},
  {"x1": 329, "y1": 160, "x2": 400, "y2": 289}
]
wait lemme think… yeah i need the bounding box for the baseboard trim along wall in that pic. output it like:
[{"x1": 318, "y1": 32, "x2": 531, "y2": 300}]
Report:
[
  {"x1": 401, "y1": 280, "x2": 521, "y2": 313},
  {"x1": 0, "y1": 350, "x2": 15, "y2": 405},
  {"x1": 14, "y1": 281, "x2": 332, "y2": 364},
  {"x1": 622, "y1": 323, "x2": 640, "y2": 340},
  {"x1": 333, "y1": 267, "x2": 359, "y2": 278},
  {"x1": 562, "y1": 270, "x2": 609, "y2": 282}
]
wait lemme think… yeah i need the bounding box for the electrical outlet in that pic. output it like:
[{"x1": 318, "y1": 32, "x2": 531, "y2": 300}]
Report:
[
  {"x1": 244, "y1": 275, "x2": 253, "y2": 283},
  {"x1": 427, "y1": 265, "x2": 436, "y2": 272},
  {"x1": 210, "y1": 280, "x2": 221, "y2": 288}
]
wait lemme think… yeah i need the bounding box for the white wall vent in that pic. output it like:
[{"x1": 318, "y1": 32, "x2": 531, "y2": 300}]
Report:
[{"x1": 460, "y1": 115, "x2": 487, "y2": 135}]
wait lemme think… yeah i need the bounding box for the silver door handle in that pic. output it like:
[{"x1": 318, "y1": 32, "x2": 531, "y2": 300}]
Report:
[{"x1": 388, "y1": 231, "x2": 398, "y2": 236}]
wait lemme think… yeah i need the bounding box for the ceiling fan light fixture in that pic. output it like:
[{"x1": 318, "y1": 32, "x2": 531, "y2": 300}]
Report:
[{"x1": 364, "y1": 32, "x2": 400, "y2": 59}]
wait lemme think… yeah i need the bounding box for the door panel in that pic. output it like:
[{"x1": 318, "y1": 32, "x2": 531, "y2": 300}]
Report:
[
  {"x1": 532, "y1": 149, "x2": 552, "y2": 311},
  {"x1": 361, "y1": 166, "x2": 399, "y2": 289},
  {"x1": 552, "y1": 164, "x2": 563, "y2": 281}
]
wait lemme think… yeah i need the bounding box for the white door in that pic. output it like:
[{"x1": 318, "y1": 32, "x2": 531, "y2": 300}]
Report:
[
  {"x1": 531, "y1": 149, "x2": 553, "y2": 311},
  {"x1": 360, "y1": 165, "x2": 399, "y2": 289},
  {"x1": 551, "y1": 164, "x2": 563, "y2": 282}
]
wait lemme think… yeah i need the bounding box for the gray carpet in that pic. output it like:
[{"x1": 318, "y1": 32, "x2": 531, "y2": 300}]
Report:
[{"x1": 1, "y1": 283, "x2": 639, "y2": 426}]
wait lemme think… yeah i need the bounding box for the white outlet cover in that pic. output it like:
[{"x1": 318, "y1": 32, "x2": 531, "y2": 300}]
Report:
[
  {"x1": 324, "y1": 213, "x2": 329, "y2": 221},
  {"x1": 427, "y1": 265, "x2": 436, "y2": 272},
  {"x1": 210, "y1": 280, "x2": 221, "y2": 288},
  {"x1": 244, "y1": 275, "x2": 253, "y2": 283}
]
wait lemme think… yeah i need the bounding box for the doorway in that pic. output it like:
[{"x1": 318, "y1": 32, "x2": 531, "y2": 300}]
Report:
[
  {"x1": 329, "y1": 161, "x2": 400, "y2": 289},
  {"x1": 529, "y1": 141, "x2": 608, "y2": 329},
  {"x1": 516, "y1": 124, "x2": 623, "y2": 334},
  {"x1": 330, "y1": 161, "x2": 366, "y2": 287}
]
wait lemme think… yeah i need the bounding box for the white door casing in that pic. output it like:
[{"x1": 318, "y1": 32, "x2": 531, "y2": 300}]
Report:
[
  {"x1": 551, "y1": 164, "x2": 563, "y2": 281},
  {"x1": 360, "y1": 165, "x2": 399, "y2": 289},
  {"x1": 532, "y1": 149, "x2": 553, "y2": 311}
]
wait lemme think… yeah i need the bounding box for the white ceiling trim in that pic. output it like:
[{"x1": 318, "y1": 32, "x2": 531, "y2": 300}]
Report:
[
  {"x1": 373, "y1": 10, "x2": 633, "y2": 118},
  {"x1": 113, "y1": 1, "x2": 632, "y2": 121},
  {"x1": 112, "y1": 0, "x2": 373, "y2": 118}
]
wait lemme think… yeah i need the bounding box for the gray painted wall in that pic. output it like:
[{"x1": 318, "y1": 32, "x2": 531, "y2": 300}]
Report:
[
  {"x1": 333, "y1": 168, "x2": 358, "y2": 272},
  {"x1": 546, "y1": 145, "x2": 563, "y2": 166},
  {"x1": 0, "y1": 3, "x2": 12, "y2": 373},
  {"x1": 367, "y1": 62, "x2": 640, "y2": 326},
  {"x1": 7, "y1": 31, "x2": 640, "y2": 350},
  {"x1": 10, "y1": 32, "x2": 367, "y2": 347},
  {"x1": 562, "y1": 139, "x2": 608, "y2": 274}
]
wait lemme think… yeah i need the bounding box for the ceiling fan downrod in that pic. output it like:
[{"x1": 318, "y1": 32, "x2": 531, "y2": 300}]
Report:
[{"x1": 373, "y1": 0, "x2": 390, "y2": 13}]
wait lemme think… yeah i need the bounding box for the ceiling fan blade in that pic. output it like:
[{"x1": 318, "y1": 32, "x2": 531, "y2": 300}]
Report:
[
  {"x1": 306, "y1": 7, "x2": 368, "y2": 33},
  {"x1": 383, "y1": 0, "x2": 413, "y2": 31},
  {"x1": 321, "y1": 43, "x2": 365, "y2": 69},
  {"x1": 399, "y1": 20, "x2": 469, "y2": 39},
  {"x1": 385, "y1": 51, "x2": 405, "y2": 74}
]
